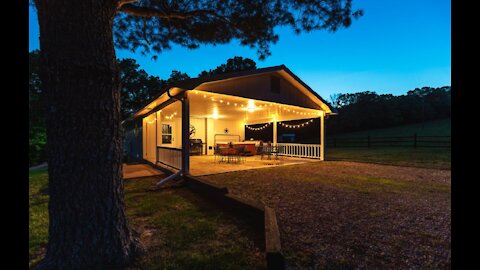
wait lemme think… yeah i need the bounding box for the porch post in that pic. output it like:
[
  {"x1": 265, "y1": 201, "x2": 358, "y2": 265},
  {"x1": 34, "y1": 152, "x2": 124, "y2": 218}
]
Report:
[
  {"x1": 273, "y1": 120, "x2": 277, "y2": 146},
  {"x1": 320, "y1": 111, "x2": 325, "y2": 161},
  {"x1": 181, "y1": 92, "x2": 190, "y2": 174}
]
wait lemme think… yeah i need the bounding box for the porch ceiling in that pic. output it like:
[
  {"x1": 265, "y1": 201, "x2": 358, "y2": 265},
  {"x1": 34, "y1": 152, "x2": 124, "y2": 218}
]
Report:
[{"x1": 189, "y1": 90, "x2": 322, "y2": 124}]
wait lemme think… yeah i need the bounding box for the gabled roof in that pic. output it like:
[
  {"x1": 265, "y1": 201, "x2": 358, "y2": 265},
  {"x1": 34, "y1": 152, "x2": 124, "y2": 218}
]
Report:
[{"x1": 127, "y1": 65, "x2": 336, "y2": 121}]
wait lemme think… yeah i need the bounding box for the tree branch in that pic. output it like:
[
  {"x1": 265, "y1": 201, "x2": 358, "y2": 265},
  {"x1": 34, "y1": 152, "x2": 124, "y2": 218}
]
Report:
[
  {"x1": 117, "y1": 0, "x2": 139, "y2": 9},
  {"x1": 119, "y1": 4, "x2": 216, "y2": 20}
]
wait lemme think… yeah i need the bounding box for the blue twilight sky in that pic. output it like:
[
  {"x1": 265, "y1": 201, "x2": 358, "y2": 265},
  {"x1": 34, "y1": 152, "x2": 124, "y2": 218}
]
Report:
[{"x1": 29, "y1": 0, "x2": 451, "y2": 99}]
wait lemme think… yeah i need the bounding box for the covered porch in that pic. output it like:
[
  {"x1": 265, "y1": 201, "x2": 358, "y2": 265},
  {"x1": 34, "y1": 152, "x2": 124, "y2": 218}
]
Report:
[
  {"x1": 124, "y1": 65, "x2": 334, "y2": 176},
  {"x1": 141, "y1": 89, "x2": 325, "y2": 175}
]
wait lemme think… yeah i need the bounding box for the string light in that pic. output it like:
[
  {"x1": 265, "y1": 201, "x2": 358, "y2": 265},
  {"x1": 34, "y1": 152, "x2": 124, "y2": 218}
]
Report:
[
  {"x1": 164, "y1": 112, "x2": 177, "y2": 120},
  {"x1": 195, "y1": 91, "x2": 321, "y2": 118},
  {"x1": 279, "y1": 119, "x2": 314, "y2": 129},
  {"x1": 245, "y1": 122, "x2": 272, "y2": 131}
]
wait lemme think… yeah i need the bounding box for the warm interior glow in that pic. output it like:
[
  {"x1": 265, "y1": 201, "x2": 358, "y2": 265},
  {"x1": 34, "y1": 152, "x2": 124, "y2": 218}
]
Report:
[
  {"x1": 187, "y1": 90, "x2": 323, "y2": 124},
  {"x1": 246, "y1": 100, "x2": 256, "y2": 112},
  {"x1": 212, "y1": 107, "x2": 219, "y2": 119}
]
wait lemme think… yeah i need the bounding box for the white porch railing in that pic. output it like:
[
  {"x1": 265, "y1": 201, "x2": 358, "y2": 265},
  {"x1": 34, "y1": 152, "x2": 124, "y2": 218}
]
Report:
[
  {"x1": 157, "y1": 146, "x2": 182, "y2": 169},
  {"x1": 273, "y1": 143, "x2": 321, "y2": 159}
]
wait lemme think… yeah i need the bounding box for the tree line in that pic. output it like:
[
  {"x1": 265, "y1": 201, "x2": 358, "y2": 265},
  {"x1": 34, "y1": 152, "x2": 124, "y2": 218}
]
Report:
[
  {"x1": 326, "y1": 87, "x2": 451, "y2": 134},
  {"x1": 29, "y1": 51, "x2": 256, "y2": 165}
]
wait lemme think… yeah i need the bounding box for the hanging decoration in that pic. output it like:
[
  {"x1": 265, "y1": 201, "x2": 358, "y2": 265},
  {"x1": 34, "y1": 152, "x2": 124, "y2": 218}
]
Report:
[
  {"x1": 194, "y1": 90, "x2": 321, "y2": 119},
  {"x1": 164, "y1": 112, "x2": 177, "y2": 120},
  {"x1": 279, "y1": 119, "x2": 314, "y2": 129},
  {"x1": 245, "y1": 122, "x2": 272, "y2": 131}
]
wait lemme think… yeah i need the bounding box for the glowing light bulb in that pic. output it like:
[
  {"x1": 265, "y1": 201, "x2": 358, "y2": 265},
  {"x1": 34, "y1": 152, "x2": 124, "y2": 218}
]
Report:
[
  {"x1": 246, "y1": 100, "x2": 256, "y2": 112},
  {"x1": 212, "y1": 108, "x2": 219, "y2": 119}
]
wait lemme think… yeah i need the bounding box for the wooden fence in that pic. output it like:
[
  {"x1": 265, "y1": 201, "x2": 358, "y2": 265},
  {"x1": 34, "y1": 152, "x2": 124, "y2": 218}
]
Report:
[{"x1": 327, "y1": 134, "x2": 450, "y2": 148}]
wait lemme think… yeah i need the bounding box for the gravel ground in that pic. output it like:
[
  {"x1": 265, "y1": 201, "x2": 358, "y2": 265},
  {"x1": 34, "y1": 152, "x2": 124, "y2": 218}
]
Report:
[{"x1": 201, "y1": 161, "x2": 451, "y2": 269}]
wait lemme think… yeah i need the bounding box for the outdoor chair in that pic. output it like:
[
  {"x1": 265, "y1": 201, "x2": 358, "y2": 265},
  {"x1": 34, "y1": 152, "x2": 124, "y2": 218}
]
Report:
[
  {"x1": 235, "y1": 146, "x2": 246, "y2": 163},
  {"x1": 261, "y1": 144, "x2": 279, "y2": 161},
  {"x1": 218, "y1": 147, "x2": 230, "y2": 163},
  {"x1": 213, "y1": 145, "x2": 221, "y2": 162}
]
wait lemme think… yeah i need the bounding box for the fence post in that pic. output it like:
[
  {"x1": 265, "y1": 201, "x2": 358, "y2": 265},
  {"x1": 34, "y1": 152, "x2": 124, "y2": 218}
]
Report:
[
  {"x1": 367, "y1": 136, "x2": 371, "y2": 148},
  {"x1": 413, "y1": 133, "x2": 417, "y2": 148}
]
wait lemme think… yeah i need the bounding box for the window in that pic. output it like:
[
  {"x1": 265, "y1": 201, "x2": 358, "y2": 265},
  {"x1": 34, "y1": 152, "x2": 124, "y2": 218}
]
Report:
[
  {"x1": 270, "y1": 76, "x2": 280, "y2": 93},
  {"x1": 162, "y1": 124, "x2": 173, "y2": 144}
]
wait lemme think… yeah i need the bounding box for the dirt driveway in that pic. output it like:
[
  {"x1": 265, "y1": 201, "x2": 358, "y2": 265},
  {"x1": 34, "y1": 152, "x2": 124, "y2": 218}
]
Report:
[{"x1": 201, "y1": 161, "x2": 451, "y2": 269}]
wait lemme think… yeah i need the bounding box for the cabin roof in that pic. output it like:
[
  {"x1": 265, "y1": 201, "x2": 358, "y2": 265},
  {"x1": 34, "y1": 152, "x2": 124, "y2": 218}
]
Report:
[{"x1": 127, "y1": 65, "x2": 336, "y2": 121}]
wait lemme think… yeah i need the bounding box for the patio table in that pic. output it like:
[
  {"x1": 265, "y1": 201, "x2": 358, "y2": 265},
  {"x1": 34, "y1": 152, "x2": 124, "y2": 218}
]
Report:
[{"x1": 218, "y1": 147, "x2": 241, "y2": 163}]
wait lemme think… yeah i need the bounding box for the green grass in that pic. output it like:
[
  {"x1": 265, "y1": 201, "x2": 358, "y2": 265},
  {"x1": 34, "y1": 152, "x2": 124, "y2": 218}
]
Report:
[
  {"x1": 29, "y1": 171, "x2": 264, "y2": 269},
  {"x1": 325, "y1": 118, "x2": 451, "y2": 169},
  {"x1": 29, "y1": 168, "x2": 49, "y2": 267},
  {"x1": 326, "y1": 147, "x2": 451, "y2": 170},
  {"x1": 330, "y1": 118, "x2": 451, "y2": 138}
]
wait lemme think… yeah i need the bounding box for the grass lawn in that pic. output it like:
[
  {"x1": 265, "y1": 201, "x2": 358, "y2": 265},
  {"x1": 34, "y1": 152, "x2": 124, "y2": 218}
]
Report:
[
  {"x1": 323, "y1": 118, "x2": 451, "y2": 170},
  {"x1": 202, "y1": 161, "x2": 451, "y2": 269},
  {"x1": 329, "y1": 118, "x2": 451, "y2": 138},
  {"x1": 29, "y1": 169, "x2": 265, "y2": 269},
  {"x1": 326, "y1": 147, "x2": 451, "y2": 170}
]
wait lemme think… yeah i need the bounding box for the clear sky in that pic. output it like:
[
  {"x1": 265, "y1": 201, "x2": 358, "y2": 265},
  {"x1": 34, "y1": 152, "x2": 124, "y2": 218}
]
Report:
[{"x1": 29, "y1": 0, "x2": 451, "y2": 99}]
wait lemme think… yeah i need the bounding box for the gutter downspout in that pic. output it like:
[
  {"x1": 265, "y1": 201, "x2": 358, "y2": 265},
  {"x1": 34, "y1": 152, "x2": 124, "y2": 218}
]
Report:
[{"x1": 156, "y1": 170, "x2": 181, "y2": 187}]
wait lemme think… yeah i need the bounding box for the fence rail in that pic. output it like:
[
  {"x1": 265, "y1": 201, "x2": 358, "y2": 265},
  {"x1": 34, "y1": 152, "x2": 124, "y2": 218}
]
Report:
[
  {"x1": 157, "y1": 146, "x2": 182, "y2": 169},
  {"x1": 272, "y1": 143, "x2": 321, "y2": 159},
  {"x1": 327, "y1": 134, "x2": 450, "y2": 148}
]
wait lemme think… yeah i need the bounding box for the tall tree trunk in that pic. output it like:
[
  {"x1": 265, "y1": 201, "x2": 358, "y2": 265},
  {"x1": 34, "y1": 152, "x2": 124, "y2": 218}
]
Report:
[{"x1": 34, "y1": 0, "x2": 142, "y2": 268}]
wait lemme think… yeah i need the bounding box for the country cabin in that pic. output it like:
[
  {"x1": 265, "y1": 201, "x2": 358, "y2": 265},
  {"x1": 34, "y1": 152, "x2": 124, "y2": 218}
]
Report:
[{"x1": 122, "y1": 65, "x2": 335, "y2": 176}]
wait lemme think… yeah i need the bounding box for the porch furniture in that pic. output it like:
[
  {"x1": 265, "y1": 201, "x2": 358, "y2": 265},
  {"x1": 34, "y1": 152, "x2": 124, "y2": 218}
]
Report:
[
  {"x1": 216, "y1": 142, "x2": 256, "y2": 155},
  {"x1": 261, "y1": 144, "x2": 279, "y2": 160},
  {"x1": 190, "y1": 138, "x2": 204, "y2": 155},
  {"x1": 255, "y1": 141, "x2": 264, "y2": 155},
  {"x1": 232, "y1": 142, "x2": 256, "y2": 155},
  {"x1": 217, "y1": 147, "x2": 230, "y2": 163},
  {"x1": 217, "y1": 147, "x2": 242, "y2": 163},
  {"x1": 234, "y1": 146, "x2": 246, "y2": 163}
]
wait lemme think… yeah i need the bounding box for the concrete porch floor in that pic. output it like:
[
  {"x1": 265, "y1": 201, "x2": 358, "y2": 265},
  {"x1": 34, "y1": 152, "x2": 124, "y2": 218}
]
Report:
[
  {"x1": 123, "y1": 163, "x2": 165, "y2": 179},
  {"x1": 190, "y1": 155, "x2": 319, "y2": 176}
]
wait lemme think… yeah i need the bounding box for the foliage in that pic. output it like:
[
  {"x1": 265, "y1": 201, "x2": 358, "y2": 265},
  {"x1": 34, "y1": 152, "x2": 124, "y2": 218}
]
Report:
[
  {"x1": 29, "y1": 50, "x2": 46, "y2": 166},
  {"x1": 119, "y1": 58, "x2": 165, "y2": 119},
  {"x1": 166, "y1": 70, "x2": 191, "y2": 85},
  {"x1": 114, "y1": 0, "x2": 363, "y2": 60},
  {"x1": 198, "y1": 56, "x2": 256, "y2": 77},
  {"x1": 327, "y1": 86, "x2": 451, "y2": 134}
]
